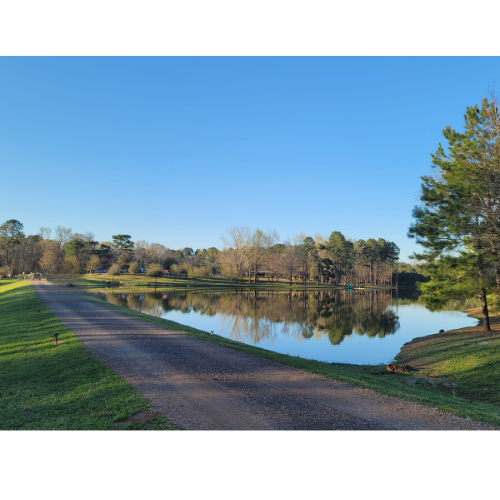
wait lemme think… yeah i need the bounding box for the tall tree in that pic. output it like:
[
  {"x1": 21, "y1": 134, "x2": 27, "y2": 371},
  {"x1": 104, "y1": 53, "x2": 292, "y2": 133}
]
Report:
[
  {"x1": 0, "y1": 220, "x2": 24, "y2": 239},
  {"x1": 282, "y1": 237, "x2": 300, "y2": 286},
  {"x1": 220, "y1": 226, "x2": 251, "y2": 283},
  {"x1": 112, "y1": 234, "x2": 134, "y2": 250},
  {"x1": 55, "y1": 226, "x2": 73, "y2": 247},
  {"x1": 409, "y1": 97, "x2": 500, "y2": 332},
  {"x1": 362, "y1": 239, "x2": 380, "y2": 285}
]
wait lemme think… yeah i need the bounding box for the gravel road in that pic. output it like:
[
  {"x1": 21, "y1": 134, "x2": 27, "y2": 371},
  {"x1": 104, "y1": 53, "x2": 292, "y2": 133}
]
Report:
[{"x1": 34, "y1": 282, "x2": 496, "y2": 430}]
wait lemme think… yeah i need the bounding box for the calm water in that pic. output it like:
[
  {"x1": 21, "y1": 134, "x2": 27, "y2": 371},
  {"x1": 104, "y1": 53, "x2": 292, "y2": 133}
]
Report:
[{"x1": 91, "y1": 289, "x2": 479, "y2": 365}]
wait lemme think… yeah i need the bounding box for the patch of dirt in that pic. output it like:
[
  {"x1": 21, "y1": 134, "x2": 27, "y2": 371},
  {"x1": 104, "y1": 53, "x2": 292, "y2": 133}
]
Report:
[{"x1": 386, "y1": 363, "x2": 417, "y2": 374}]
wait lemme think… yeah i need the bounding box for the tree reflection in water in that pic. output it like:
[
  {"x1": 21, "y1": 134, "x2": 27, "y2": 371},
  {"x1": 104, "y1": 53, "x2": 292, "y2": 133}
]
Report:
[{"x1": 92, "y1": 289, "x2": 402, "y2": 347}]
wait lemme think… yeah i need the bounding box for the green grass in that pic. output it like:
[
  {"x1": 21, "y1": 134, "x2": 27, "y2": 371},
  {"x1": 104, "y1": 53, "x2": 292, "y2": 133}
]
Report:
[
  {"x1": 47, "y1": 273, "x2": 356, "y2": 291},
  {"x1": 0, "y1": 280, "x2": 179, "y2": 430},
  {"x1": 89, "y1": 295, "x2": 500, "y2": 427},
  {"x1": 396, "y1": 315, "x2": 500, "y2": 407}
]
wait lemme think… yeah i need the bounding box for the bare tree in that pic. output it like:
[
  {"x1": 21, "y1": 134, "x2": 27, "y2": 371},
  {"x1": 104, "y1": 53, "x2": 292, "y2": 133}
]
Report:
[
  {"x1": 247, "y1": 229, "x2": 280, "y2": 283},
  {"x1": 220, "y1": 226, "x2": 251, "y2": 283},
  {"x1": 73, "y1": 231, "x2": 96, "y2": 242},
  {"x1": 55, "y1": 226, "x2": 73, "y2": 247},
  {"x1": 38, "y1": 227, "x2": 52, "y2": 240},
  {"x1": 281, "y1": 237, "x2": 300, "y2": 286}
]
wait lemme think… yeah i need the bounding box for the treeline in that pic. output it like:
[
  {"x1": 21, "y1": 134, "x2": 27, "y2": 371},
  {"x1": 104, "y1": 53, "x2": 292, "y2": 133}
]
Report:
[
  {"x1": 409, "y1": 93, "x2": 500, "y2": 331},
  {"x1": 0, "y1": 220, "x2": 407, "y2": 286},
  {"x1": 217, "y1": 227, "x2": 400, "y2": 286},
  {"x1": 395, "y1": 262, "x2": 430, "y2": 286},
  {"x1": 0, "y1": 222, "x2": 204, "y2": 278}
]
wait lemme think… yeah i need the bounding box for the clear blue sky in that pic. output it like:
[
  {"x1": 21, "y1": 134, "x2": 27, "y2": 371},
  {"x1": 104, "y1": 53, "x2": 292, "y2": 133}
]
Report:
[{"x1": 1, "y1": 57, "x2": 499, "y2": 260}]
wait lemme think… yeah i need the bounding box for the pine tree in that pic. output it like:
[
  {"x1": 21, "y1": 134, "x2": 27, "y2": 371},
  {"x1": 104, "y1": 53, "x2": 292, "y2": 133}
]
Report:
[{"x1": 409, "y1": 97, "x2": 500, "y2": 332}]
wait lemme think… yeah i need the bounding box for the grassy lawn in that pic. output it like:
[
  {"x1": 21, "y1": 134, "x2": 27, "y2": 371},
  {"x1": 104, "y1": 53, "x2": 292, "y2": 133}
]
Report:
[
  {"x1": 0, "y1": 280, "x2": 178, "y2": 430},
  {"x1": 396, "y1": 307, "x2": 500, "y2": 407},
  {"x1": 47, "y1": 273, "x2": 349, "y2": 291},
  {"x1": 89, "y1": 295, "x2": 500, "y2": 427}
]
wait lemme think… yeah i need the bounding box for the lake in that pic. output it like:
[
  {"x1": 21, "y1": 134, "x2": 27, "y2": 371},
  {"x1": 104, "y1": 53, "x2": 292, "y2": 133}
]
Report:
[{"x1": 91, "y1": 288, "x2": 479, "y2": 365}]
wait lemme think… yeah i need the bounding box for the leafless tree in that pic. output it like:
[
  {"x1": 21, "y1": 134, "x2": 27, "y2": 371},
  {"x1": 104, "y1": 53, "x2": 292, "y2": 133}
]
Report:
[{"x1": 55, "y1": 226, "x2": 73, "y2": 247}]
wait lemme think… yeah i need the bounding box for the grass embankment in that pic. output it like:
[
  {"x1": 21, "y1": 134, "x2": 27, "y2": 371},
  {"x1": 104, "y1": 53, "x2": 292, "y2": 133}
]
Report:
[
  {"x1": 396, "y1": 307, "x2": 500, "y2": 407},
  {"x1": 89, "y1": 296, "x2": 500, "y2": 427},
  {"x1": 0, "y1": 280, "x2": 178, "y2": 430},
  {"x1": 47, "y1": 273, "x2": 354, "y2": 292}
]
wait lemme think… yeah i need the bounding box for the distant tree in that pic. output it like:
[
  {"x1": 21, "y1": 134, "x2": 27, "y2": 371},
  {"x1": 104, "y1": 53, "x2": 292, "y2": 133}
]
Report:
[
  {"x1": 188, "y1": 266, "x2": 209, "y2": 279},
  {"x1": 72, "y1": 231, "x2": 95, "y2": 242},
  {"x1": 0, "y1": 220, "x2": 24, "y2": 240},
  {"x1": 220, "y1": 226, "x2": 251, "y2": 283},
  {"x1": 108, "y1": 263, "x2": 122, "y2": 280},
  {"x1": 112, "y1": 234, "x2": 134, "y2": 250},
  {"x1": 298, "y1": 234, "x2": 316, "y2": 285},
  {"x1": 55, "y1": 226, "x2": 73, "y2": 247},
  {"x1": 198, "y1": 247, "x2": 220, "y2": 274},
  {"x1": 65, "y1": 239, "x2": 85, "y2": 258},
  {"x1": 146, "y1": 263, "x2": 163, "y2": 282},
  {"x1": 129, "y1": 262, "x2": 139, "y2": 278},
  {"x1": 95, "y1": 243, "x2": 112, "y2": 268},
  {"x1": 117, "y1": 254, "x2": 131, "y2": 271},
  {"x1": 65, "y1": 255, "x2": 82, "y2": 275},
  {"x1": 38, "y1": 227, "x2": 52, "y2": 240},
  {"x1": 87, "y1": 255, "x2": 101, "y2": 274},
  {"x1": 282, "y1": 238, "x2": 300, "y2": 286},
  {"x1": 163, "y1": 255, "x2": 178, "y2": 270},
  {"x1": 0, "y1": 220, "x2": 25, "y2": 273},
  {"x1": 134, "y1": 240, "x2": 149, "y2": 250},
  {"x1": 361, "y1": 238, "x2": 381, "y2": 284},
  {"x1": 171, "y1": 263, "x2": 187, "y2": 276},
  {"x1": 40, "y1": 241, "x2": 61, "y2": 274},
  {"x1": 328, "y1": 231, "x2": 346, "y2": 285}
]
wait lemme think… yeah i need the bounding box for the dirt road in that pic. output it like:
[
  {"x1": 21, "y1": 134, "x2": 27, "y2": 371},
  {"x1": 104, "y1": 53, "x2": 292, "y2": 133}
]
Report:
[{"x1": 33, "y1": 282, "x2": 495, "y2": 430}]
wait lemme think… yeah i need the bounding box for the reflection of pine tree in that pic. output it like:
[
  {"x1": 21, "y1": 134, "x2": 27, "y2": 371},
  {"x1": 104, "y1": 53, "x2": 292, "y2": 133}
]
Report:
[{"x1": 99, "y1": 289, "x2": 401, "y2": 347}]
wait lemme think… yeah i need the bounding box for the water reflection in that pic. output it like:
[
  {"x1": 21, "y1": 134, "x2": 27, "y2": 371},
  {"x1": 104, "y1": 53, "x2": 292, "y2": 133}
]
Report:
[{"x1": 93, "y1": 289, "x2": 401, "y2": 346}]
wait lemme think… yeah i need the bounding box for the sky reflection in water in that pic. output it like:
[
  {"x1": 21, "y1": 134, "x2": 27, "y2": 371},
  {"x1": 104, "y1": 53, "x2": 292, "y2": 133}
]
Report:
[{"x1": 92, "y1": 289, "x2": 479, "y2": 365}]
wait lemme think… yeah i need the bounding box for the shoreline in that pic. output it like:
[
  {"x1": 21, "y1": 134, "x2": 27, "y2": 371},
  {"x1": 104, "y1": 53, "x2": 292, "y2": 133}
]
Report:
[{"x1": 87, "y1": 293, "x2": 500, "y2": 427}]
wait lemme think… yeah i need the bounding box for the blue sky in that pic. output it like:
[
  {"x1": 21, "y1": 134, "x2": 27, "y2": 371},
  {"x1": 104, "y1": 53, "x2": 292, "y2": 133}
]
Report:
[{"x1": 1, "y1": 57, "x2": 499, "y2": 260}]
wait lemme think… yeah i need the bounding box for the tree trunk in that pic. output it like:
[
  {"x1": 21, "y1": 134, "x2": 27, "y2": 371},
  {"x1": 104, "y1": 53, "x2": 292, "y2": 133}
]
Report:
[
  {"x1": 477, "y1": 246, "x2": 492, "y2": 332},
  {"x1": 480, "y1": 287, "x2": 491, "y2": 332}
]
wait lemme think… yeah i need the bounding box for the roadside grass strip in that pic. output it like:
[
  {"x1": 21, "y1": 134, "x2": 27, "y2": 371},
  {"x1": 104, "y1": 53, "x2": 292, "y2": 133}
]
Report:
[
  {"x1": 0, "y1": 280, "x2": 178, "y2": 430},
  {"x1": 89, "y1": 296, "x2": 500, "y2": 427}
]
